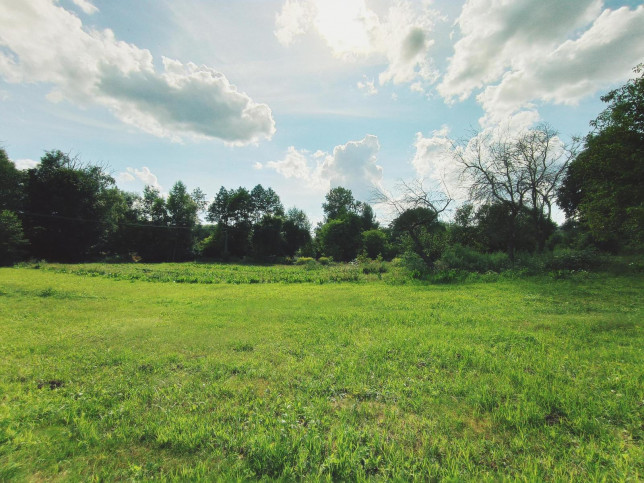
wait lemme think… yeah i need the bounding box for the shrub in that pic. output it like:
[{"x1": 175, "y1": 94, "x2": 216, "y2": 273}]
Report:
[
  {"x1": 545, "y1": 248, "x2": 606, "y2": 271},
  {"x1": 295, "y1": 257, "x2": 316, "y2": 266},
  {"x1": 361, "y1": 256, "x2": 387, "y2": 275},
  {"x1": 438, "y1": 245, "x2": 511, "y2": 273},
  {"x1": 317, "y1": 256, "x2": 332, "y2": 265},
  {"x1": 399, "y1": 251, "x2": 431, "y2": 279},
  {"x1": 0, "y1": 210, "x2": 28, "y2": 266}
]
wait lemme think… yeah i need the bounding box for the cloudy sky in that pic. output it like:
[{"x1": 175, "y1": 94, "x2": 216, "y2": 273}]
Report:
[{"x1": 1, "y1": 0, "x2": 643, "y2": 223}]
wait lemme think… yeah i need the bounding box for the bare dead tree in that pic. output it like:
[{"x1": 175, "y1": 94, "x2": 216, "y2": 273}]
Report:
[
  {"x1": 372, "y1": 178, "x2": 452, "y2": 269},
  {"x1": 372, "y1": 177, "x2": 452, "y2": 220},
  {"x1": 454, "y1": 124, "x2": 579, "y2": 259},
  {"x1": 515, "y1": 125, "x2": 580, "y2": 251}
]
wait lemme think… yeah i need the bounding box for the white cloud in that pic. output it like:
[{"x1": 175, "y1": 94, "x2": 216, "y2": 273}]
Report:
[
  {"x1": 267, "y1": 135, "x2": 383, "y2": 200},
  {"x1": 438, "y1": 1, "x2": 644, "y2": 127},
  {"x1": 118, "y1": 167, "x2": 162, "y2": 191},
  {"x1": 71, "y1": 0, "x2": 98, "y2": 15},
  {"x1": 267, "y1": 146, "x2": 313, "y2": 180},
  {"x1": 274, "y1": 0, "x2": 440, "y2": 91},
  {"x1": 13, "y1": 158, "x2": 39, "y2": 170},
  {"x1": 274, "y1": 0, "x2": 316, "y2": 46},
  {"x1": 477, "y1": 6, "x2": 644, "y2": 124},
  {"x1": 438, "y1": 0, "x2": 603, "y2": 102},
  {"x1": 411, "y1": 126, "x2": 467, "y2": 200},
  {"x1": 0, "y1": 0, "x2": 275, "y2": 145},
  {"x1": 357, "y1": 76, "x2": 378, "y2": 95},
  {"x1": 253, "y1": 162, "x2": 263, "y2": 170}
]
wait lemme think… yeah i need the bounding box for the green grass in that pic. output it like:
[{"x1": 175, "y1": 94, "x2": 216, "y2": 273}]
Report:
[{"x1": 0, "y1": 264, "x2": 642, "y2": 480}]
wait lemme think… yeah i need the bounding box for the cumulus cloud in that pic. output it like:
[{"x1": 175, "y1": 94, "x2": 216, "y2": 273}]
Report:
[
  {"x1": 477, "y1": 6, "x2": 644, "y2": 124},
  {"x1": 439, "y1": 0, "x2": 603, "y2": 102},
  {"x1": 411, "y1": 126, "x2": 466, "y2": 200},
  {"x1": 267, "y1": 135, "x2": 383, "y2": 200},
  {"x1": 438, "y1": 0, "x2": 644, "y2": 126},
  {"x1": 267, "y1": 146, "x2": 313, "y2": 180},
  {"x1": 0, "y1": 0, "x2": 275, "y2": 145},
  {"x1": 71, "y1": 0, "x2": 99, "y2": 15},
  {"x1": 274, "y1": 0, "x2": 440, "y2": 91},
  {"x1": 118, "y1": 167, "x2": 162, "y2": 191},
  {"x1": 13, "y1": 158, "x2": 39, "y2": 170}
]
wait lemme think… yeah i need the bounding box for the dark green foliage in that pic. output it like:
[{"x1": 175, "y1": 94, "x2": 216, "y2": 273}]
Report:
[
  {"x1": 322, "y1": 187, "x2": 357, "y2": 221},
  {"x1": 206, "y1": 186, "x2": 294, "y2": 259},
  {"x1": 474, "y1": 203, "x2": 555, "y2": 255},
  {"x1": 21, "y1": 151, "x2": 120, "y2": 262},
  {"x1": 317, "y1": 187, "x2": 377, "y2": 261},
  {"x1": 207, "y1": 187, "x2": 253, "y2": 257},
  {"x1": 250, "y1": 184, "x2": 284, "y2": 223},
  {"x1": 361, "y1": 229, "x2": 389, "y2": 259},
  {"x1": 252, "y1": 215, "x2": 284, "y2": 259},
  {"x1": 438, "y1": 244, "x2": 511, "y2": 273},
  {"x1": 317, "y1": 214, "x2": 364, "y2": 261},
  {"x1": 0, "y1": 148, "x2": 24, "y2": 212},
  {"x1": 544, "y1": 248, "x2": 606, "y2": 271},
  {"x1": 166, "y1": 181, "x2": 200, "y2": 261},
  {"x1": 392, "y1": 207, "x2": 447, "y2": 269},
  {"x1": 282, "y1": 208, "x2": 311, "y2": 257},
  {"x1": 558, "y1": 65, "x2": 644, "y2": 251},
  {"x1": 0, "y1": 210, "x2": 28, "y2": 265}
]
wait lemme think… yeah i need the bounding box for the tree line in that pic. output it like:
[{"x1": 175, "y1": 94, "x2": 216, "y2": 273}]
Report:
[{"x1": 1, "y1": 65, "x2": 642, "y2": 267}]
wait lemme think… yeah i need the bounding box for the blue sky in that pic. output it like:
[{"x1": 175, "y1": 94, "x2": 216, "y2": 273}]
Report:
[{"x1": 1, "y1": 0, "x2": 643, "y2": 224}]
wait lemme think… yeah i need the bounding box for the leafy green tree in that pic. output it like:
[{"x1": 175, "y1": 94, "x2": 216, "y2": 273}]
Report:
[
  {"x1": 0, "y1": 148, "x2": 24, "y2": 212},
  {"x1": 282, "y1": 208, "x2": 312, "y2": 257},
  {"x1": 0, "y1": 210, "x2": 28, "y2": 265},
  {"x1": 22, "y1": 150, "x2": 121, "y2": 261},
  {"x1": 322, "y1": 187, "x2": 358, "y2": 221},
  {"x1": 450, "y1": 203, "x2": 480, "y2": 250},
  {"x1": 141, "y1": 186, "x2": 168, "y2": 225},
  {"x1": 207, "y1": 187, "x2": 253, "y2": 257},
  {"x1": 252, "y1": 215, "x2": 284, "y2": 259},
  {"x1": 318, "y1": 187, "x2": 378, "y2": 260},
  {"x1": 250, "y1": 184, "x2": 284, "y2": 223},
  {"x1": 392, "y1": 207, "x2": 447, "y2": 269},
  {"x1": 317, "y1": 214, "x2": 364, "y2": 261},
  {"x1": 167, "y1": 181, "x2": 200, "y2": 261},
  {"x1": 362, "y1": 229, "x2": 389, "y2": 259},
  {"x1": 359, "y1": 203, "x2": 378, "y2": 231},
  {"x1": 473, "y1": 203, "x2": 553, "y2": 254},
  {"x1": 558, "y1": 65, "x2": 644, "y2": 250}
]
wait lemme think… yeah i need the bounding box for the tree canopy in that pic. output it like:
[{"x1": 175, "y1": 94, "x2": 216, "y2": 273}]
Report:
[{"x1": 558, "y1": 65, "x2": 644, "y2": 250}]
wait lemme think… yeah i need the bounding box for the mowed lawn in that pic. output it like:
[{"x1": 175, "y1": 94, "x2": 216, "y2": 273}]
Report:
[{"x1": 0, "y1": 266, "x2": 642, "y2": 480}]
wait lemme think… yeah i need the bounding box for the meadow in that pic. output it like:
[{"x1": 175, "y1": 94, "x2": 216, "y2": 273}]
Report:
[{"x1": 0, "y1": 263, "x2": 642, "y2": 480}]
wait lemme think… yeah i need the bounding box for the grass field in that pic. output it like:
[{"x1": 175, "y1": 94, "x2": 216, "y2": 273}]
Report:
[{"x1": 1, "y1": 264, "x2": 642, "y2": 480}]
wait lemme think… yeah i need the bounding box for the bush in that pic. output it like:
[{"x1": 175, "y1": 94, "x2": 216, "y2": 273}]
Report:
[
  {"x1": 545, "y1": 248, "x2": 606, "y2": 271},
  {"x1": 295, "y1": 257, "x2": 316, "y2": 265},
  {"x1": 438, "y1": 245, "x2": 511, "y2": 273},
  {"x1": 317, "y1": 256, "x2": 332, "y2": 265},
  {"x1": 0, "y1": 210, "x2": 28, "y2": 266},
  {"x1": 360, "y1": 255, "x2": 387, "y2": 275},
  {"x1": 399, "y1": 251, "x2": 431, "y2": 279}
]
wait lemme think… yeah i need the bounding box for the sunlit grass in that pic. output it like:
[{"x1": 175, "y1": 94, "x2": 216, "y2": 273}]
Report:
[{"x1": 0, "y1": 265, "x2": 642, "y2": 480}]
